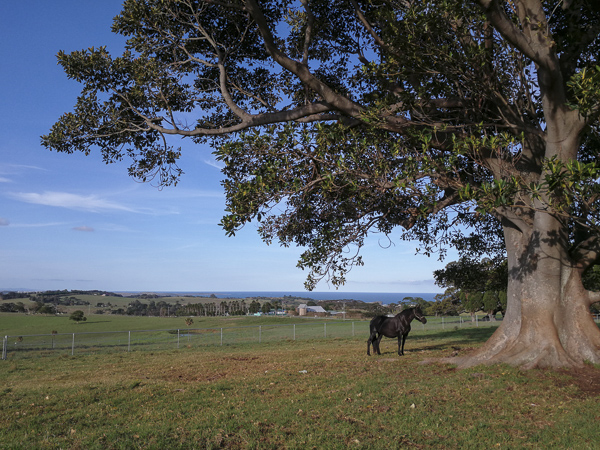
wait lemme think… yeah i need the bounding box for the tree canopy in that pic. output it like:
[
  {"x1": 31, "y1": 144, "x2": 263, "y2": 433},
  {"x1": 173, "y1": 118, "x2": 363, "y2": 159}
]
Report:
[
  {"x1": 69, "y1": 310, "x2": 87, "y2": 323},
  {"x1": 44, "y1": 0, "x2": 600, "y2": 369}
]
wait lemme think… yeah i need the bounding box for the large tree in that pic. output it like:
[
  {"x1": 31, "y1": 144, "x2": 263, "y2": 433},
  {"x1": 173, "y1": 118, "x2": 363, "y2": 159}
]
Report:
[{"x1": 43, "y1": 0, "x2": 600, "y2": 369}]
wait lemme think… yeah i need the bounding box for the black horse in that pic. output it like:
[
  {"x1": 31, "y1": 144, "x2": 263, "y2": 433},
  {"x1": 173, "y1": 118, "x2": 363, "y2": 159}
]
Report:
[{"x1": 367, "y1": 306, "x2": 427, "y2": 356}]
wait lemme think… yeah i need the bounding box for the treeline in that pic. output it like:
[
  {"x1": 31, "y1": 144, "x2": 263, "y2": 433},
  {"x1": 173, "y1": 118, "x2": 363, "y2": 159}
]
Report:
[
  {"x1": 182, "y1": 299, "x2": 288, "y2": 316},
  {"x1": 1, "y1": 289, "x2": 122, "y2": 303},
  {"x1": 121, "y1": 299, "x2": 181, "y2": 316},
  {"x1": 122, "y1": 299, "x2": 270, "y2": 317},
  {"x1": 183, "y1": 300, "x2": 250, "y2": 316}
]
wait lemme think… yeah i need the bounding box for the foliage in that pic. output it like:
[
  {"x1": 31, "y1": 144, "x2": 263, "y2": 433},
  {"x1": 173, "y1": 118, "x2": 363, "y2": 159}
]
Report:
[
  {"x1": 461, "y1": 291, "x2": 484, "y2": 315},
  {"x1": 68, "y1": 310, "x2": 87, "y2": 323},
  {"x1": 431, "y1": 289, "x2": 462, "y2": 316},
  {"x1": 434, "y1": 257, "x2": 508, "y2": 294},
  {"x1": 0, "y1": 302, "x2": 26, "y2": 313},
  {"x1": 434, "y1": 257, "x2": 508, "y2": 316},
  {"x1": 248, "y1": 300, "x2": 261, "y2": 314},
  {"x1": 41, "y1": 0, "x2": 600, "y2": 285},
  {"x1": 41, "y1": 0, "x2": 600, "y2": 278},
  {"x1": 41, "y1": 0, "x2": 597, "y2": 286},
  {"x1": 261, "y1": 301, "x2": 273, "y2": 314}
]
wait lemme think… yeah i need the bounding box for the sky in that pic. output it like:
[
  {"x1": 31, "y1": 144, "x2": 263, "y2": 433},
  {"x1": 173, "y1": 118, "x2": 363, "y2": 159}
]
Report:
[{"x1": 0, "y1": 1, "x2": 455, "y2": 294}]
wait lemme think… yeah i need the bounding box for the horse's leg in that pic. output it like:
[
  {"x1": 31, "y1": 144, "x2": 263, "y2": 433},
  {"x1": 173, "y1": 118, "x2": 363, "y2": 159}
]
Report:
[
  {"x1": 375, "y1": 334, "x2": 383, "y2": 355},
  {"x1": 400, "y1": 333, "x2": 407, "y2": 356},
  {"x1": 367, "y1": 330, "x2": 376, "y2": 355}
]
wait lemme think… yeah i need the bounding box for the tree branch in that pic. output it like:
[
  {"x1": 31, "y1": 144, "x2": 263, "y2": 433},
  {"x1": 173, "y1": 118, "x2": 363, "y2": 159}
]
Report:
[
  {"x1": 475, "y1": 0, "x2": 549, "y2": 69},
  {"x1": 244, "y1": 0, "x2": 366, "y2": 121},
  {"x1": 144, "y1": 101, "x2": 334, "y2": 136}
]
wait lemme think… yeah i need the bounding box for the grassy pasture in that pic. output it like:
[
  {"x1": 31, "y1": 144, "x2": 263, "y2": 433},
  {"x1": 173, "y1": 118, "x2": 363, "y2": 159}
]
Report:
[
  {"x1": 0, "y1": 313, "x2": 347, "y2": 338},
  {"x1": 1, "y1": 323, "x2": 599, "y2": 449}
]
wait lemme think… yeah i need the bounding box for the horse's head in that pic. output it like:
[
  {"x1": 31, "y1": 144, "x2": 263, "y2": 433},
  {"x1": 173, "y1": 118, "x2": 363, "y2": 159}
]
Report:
[{"x1": 414, "y1": 306, "x2": 427, "y2": 324}]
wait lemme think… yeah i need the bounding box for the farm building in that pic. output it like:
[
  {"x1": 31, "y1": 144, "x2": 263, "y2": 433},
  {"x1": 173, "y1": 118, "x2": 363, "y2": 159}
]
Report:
[{"x1": 297, "y1": 304, "x2": 328, "y2": 316}]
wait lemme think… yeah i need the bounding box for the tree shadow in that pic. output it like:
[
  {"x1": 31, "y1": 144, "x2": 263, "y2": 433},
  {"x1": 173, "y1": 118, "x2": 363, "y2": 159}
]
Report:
[
  {"x1": 369, "y1": 328, "x2": 497, "y2": 356},
  {"x1": 411, "y1": 327, "x2": 497, "y2": 344},
  {"x1": 75, "y1": 320, "x2": 111, "y2": 325}
]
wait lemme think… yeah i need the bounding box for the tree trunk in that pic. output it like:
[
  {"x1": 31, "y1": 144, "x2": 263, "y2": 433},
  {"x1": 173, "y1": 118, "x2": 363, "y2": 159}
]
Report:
[{"x1": 450, "y1": 214, "x2": 600, "y2": 369}]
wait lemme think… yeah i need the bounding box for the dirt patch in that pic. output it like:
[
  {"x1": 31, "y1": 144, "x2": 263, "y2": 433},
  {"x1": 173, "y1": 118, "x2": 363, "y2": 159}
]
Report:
[
  {"x1": 223, "y1": 356, "x2": 259, "y2": 362},
  {"x1": 556, "y1": 365, "x2": 600, "y2": 398}
]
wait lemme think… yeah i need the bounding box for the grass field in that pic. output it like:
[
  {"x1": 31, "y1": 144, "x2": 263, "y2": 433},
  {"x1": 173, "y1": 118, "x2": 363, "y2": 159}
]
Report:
[
  {"x1": 0, "y1": 312, "x2": 283, "y2": 336},
  {"x1": 1, "y1": 321, "x2": 599, "y2": 449},
  {"x1": 0, "y1": 312, "x2": 495, "y2": 337},
  {"x1": 0, "y1": 313, "x2": 499, "y2": 362}
]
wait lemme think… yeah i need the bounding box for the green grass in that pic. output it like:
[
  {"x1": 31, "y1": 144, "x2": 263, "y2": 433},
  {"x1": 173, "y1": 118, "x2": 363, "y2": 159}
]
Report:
[
  {"x1": 0, "y1": 311, "x2": 498, "y2": 337},
  {"x1": 0, "y1": 313, "x2": 321, "y2": 336},
  {"x1": 0, "y1": 313, "x2": 506, "y2": 363},
  {"x1": 1, "y1": 326, "x2": 598, "y2": 449}
]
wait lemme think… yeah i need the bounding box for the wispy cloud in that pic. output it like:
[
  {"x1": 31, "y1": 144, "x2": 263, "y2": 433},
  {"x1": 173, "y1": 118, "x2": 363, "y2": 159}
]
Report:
[
  {"x1": 0, "y1": 218, "x2": 9, "y2": 226},
  {"x1": 0, "y1": 163, "x2": 47, "y2": 175},
  {"x1": 10, "y1": 164, "x2": 47, "y2": 171},
  {"x1": 6, "y1": 221, "x2": 67, "y2": 228},
  {"x1": 0, "y1": 177, "x2": 11, "y2": 183},
  {"x1": 9, "y1": 191, "x2": 136, "y2": 213},
  {"x1": 73, "y1": 226, "x2": 95, "y2": 232},
  {"x1": 204, "y1": 158, "x2": 225, "y2": 170}
]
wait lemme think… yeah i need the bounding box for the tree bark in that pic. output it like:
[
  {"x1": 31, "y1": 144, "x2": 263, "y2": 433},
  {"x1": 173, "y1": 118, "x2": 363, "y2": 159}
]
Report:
[{"x1": 449, "y1": 213, "x2": 600, "y2": 369}]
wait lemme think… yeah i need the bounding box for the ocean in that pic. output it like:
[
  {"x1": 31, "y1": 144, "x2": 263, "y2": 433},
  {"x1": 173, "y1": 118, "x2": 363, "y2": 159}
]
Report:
[{"x1": 130, "y1": 291, "x2": 441, "y2": 305}]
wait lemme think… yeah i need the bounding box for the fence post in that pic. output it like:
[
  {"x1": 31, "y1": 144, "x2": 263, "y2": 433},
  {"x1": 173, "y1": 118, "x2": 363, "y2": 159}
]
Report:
[
  {"x1": 177, "y1": 329, "x2": 180, "y2": 349},
  {"x1": 259, "y1": 326, "x2": 261, "y2": 344},
  {"x1": 220, "y1": 328, "x2": 223, "y2": 346},
  {"x1": 128, "y1": 331, "x2": 131, "y2": 352},
  {"x1": 2, "y1": 336, "x2": 7, "y2": 360},
  {"x1": 352, "y1": 322, "x2": 355, "y2": 337},
  {"x1": 442, "y1": 317, "x2": 444, "y2": 329},
  {"x1": 71, "y1": 333, "x2": 75, "y2": 356},
  {"x1": 324, "y1": 323, "x2": 327, "y2": 338},
  {"x1": 476, "y1": 314, "x2": 479, "y2": 327},
  {"x1": 293, "y1": 324, "x2": 296, "y2": 341}
]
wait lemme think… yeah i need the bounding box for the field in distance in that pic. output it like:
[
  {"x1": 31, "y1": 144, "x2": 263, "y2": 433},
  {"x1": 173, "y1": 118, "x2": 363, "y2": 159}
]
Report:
[{"x1": 0, "y1": 312, "x2": 316, "y2": 337}]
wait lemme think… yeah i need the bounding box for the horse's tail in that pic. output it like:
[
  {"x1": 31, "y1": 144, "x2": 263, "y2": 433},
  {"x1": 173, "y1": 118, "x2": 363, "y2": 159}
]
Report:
[{"x1": 369, "y1": 315, "x2": 386, "y2": 333}]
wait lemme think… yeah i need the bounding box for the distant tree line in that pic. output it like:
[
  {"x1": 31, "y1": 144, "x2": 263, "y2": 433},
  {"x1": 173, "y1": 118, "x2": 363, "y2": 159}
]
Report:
[
  {"x1": 124, "y1": 299, "x2": 259, "y2": 317},
  {"x1": 1, "y1": 289, "x2": 121, "y2": 304},
  {"x1": 183, "y1": 300, "x2": 248, "y2": 316},
  {"x1": 125, "y1": 299, "x2": 181, "y2": 316}
]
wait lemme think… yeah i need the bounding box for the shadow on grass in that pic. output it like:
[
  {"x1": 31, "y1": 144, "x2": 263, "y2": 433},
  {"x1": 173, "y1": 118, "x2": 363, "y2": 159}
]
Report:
[
  {"x1": 412, "y1": 326, "x2": 497, "y2": 342},
  {"x1": 370, "y1": 327, "x2": 498, "y2": 356},
  {"x1": 74, "y1": 320, "x2": 112, "y2": 325}
]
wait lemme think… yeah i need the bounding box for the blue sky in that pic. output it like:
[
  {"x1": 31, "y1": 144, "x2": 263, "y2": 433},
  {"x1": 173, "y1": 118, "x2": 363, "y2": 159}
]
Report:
[{"x1": 0, "y1": 1, "x2": 453, "y2": 293}]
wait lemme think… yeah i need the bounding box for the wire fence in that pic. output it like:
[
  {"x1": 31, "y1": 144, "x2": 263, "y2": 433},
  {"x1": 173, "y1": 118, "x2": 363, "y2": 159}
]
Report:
[{"x1": 0, "y1": 314, "x2": 519, "y2": 361}]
